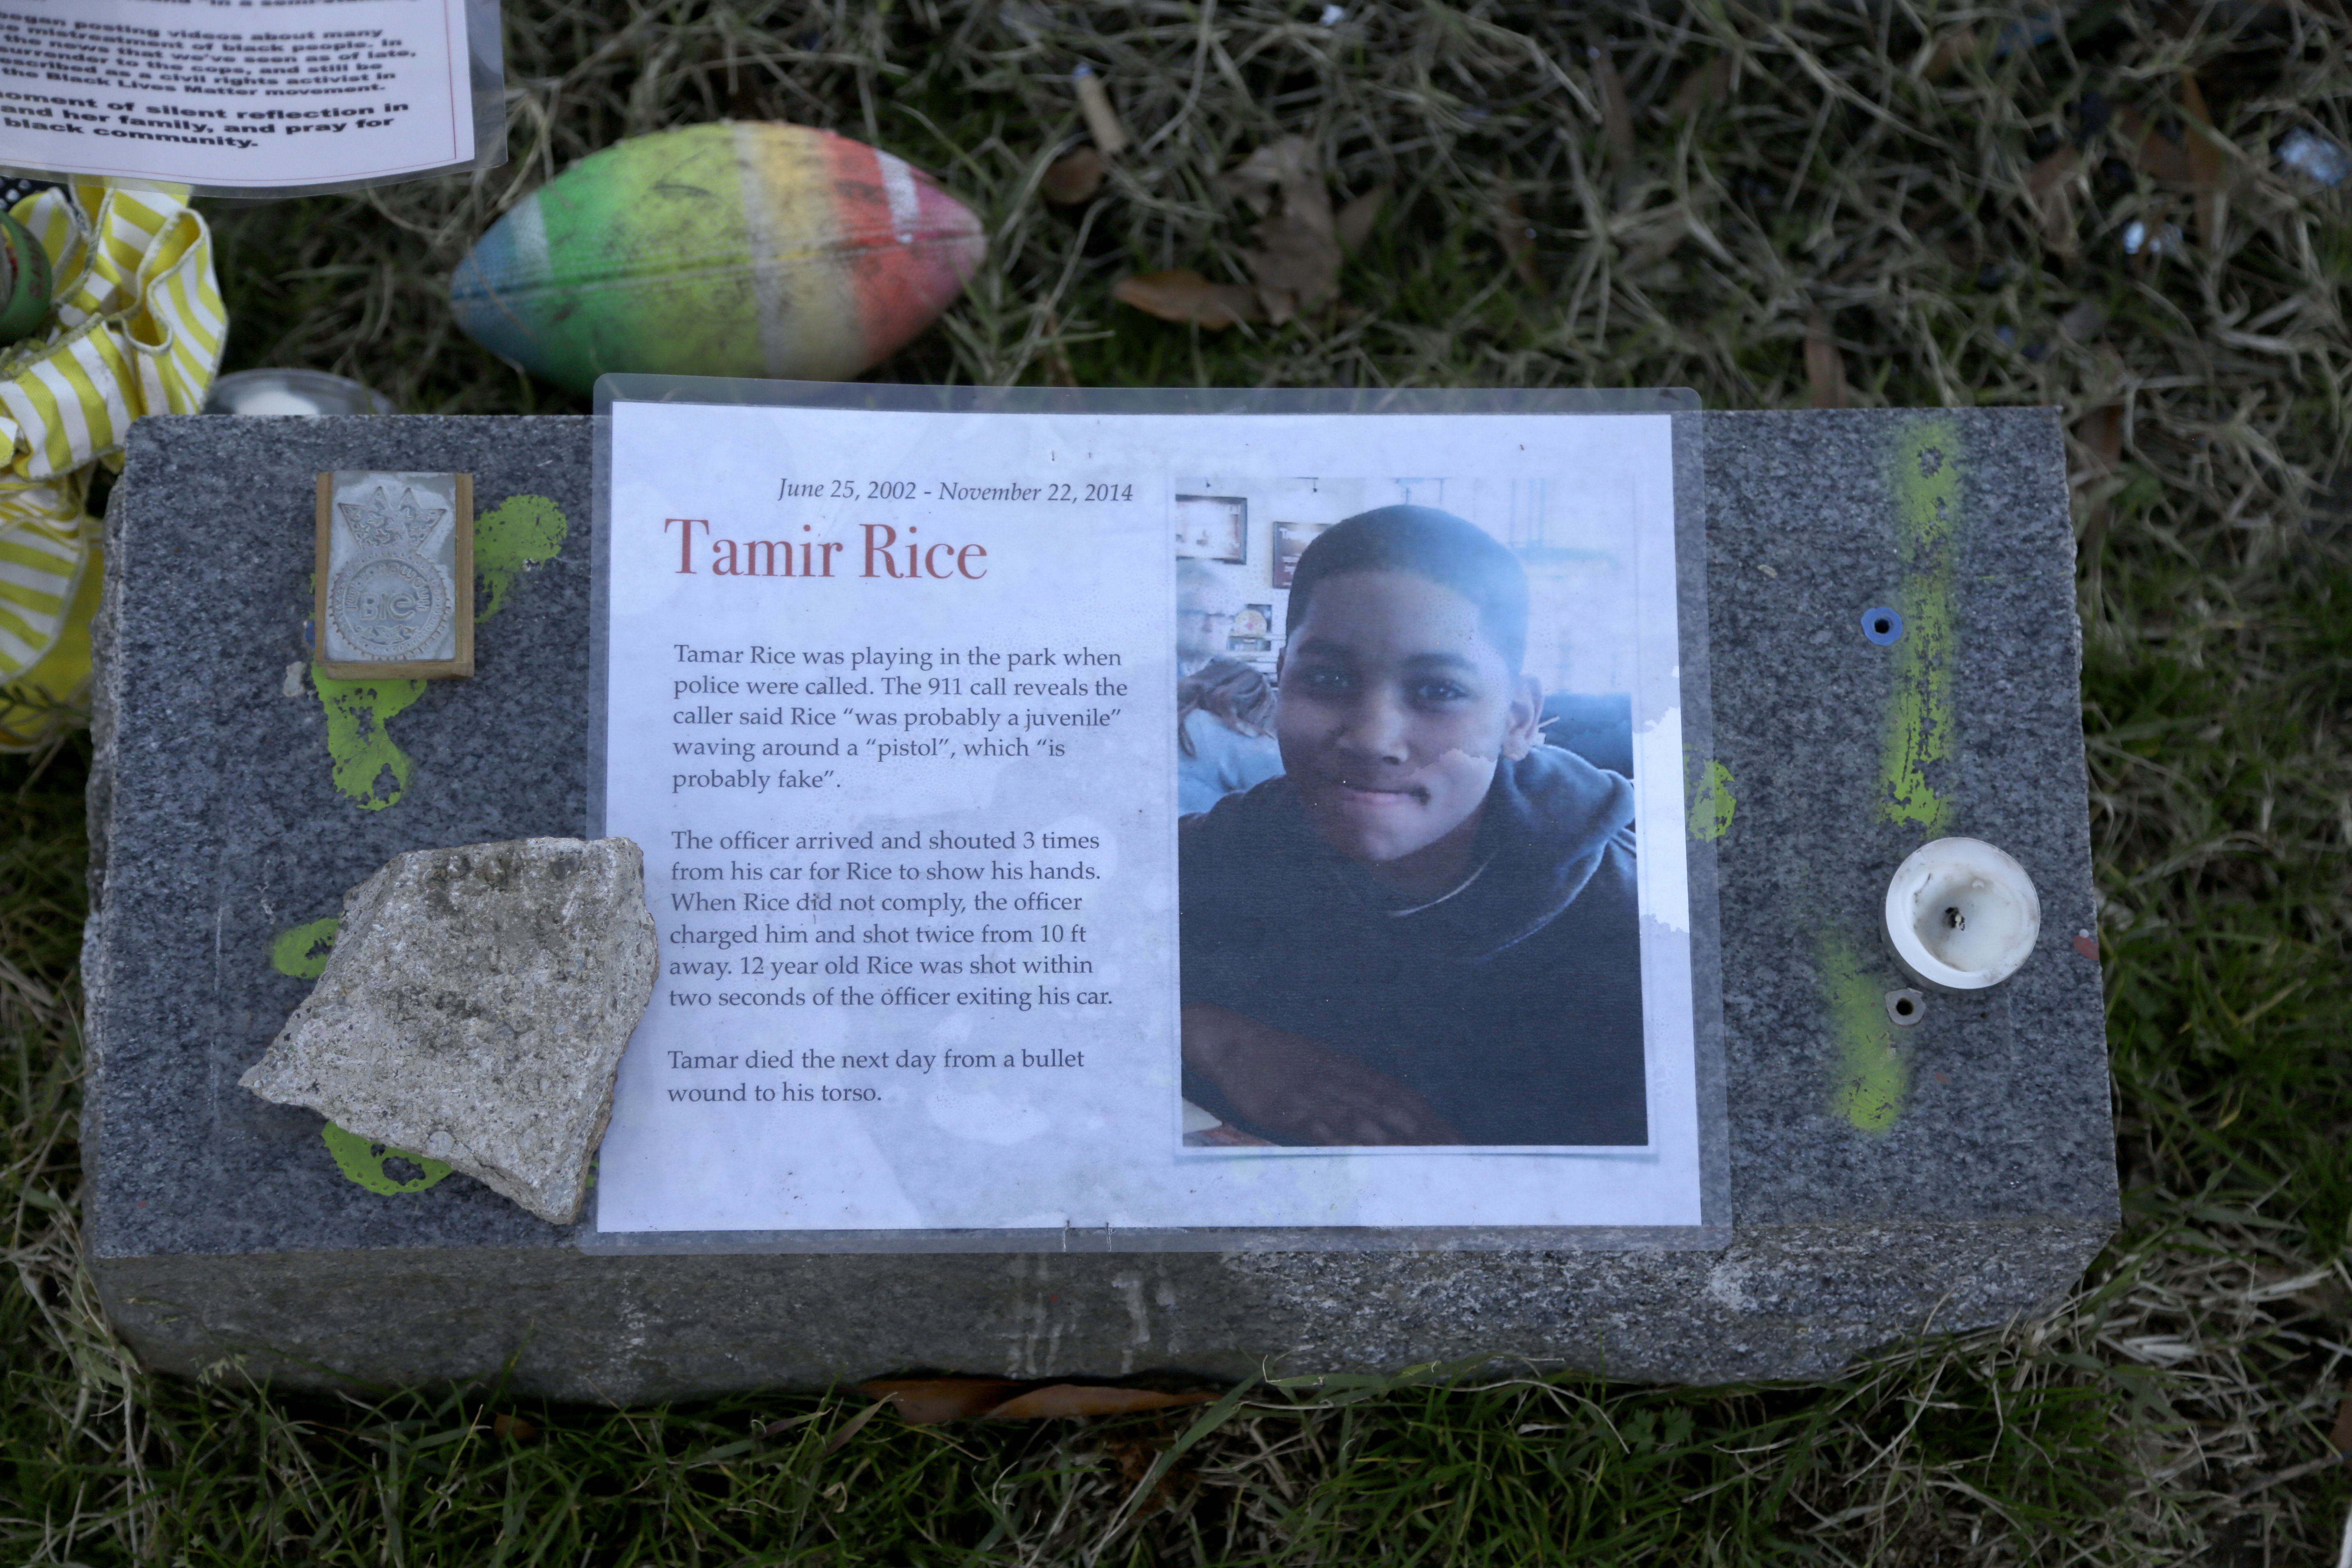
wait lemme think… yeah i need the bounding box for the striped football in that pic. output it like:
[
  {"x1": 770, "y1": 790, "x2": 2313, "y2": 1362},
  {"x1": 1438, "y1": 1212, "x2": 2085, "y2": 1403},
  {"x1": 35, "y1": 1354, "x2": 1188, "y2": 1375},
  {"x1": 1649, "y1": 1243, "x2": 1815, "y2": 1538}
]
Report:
[{"x1": 450, "y1": 122, "x2": 985, "y2": 393}]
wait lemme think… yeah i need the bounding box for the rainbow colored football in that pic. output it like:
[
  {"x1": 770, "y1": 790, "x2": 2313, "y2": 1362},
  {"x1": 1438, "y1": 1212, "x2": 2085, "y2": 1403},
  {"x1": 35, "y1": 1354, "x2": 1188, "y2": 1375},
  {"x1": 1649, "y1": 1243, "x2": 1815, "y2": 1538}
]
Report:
[{"x1": 450, "y1": 122, "x2": 986, "y2": 393}]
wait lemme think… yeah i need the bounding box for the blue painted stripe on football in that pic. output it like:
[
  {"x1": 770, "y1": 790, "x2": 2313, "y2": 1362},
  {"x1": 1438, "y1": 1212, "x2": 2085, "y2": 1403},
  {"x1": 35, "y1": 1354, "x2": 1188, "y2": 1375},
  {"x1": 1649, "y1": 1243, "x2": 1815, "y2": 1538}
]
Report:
[{"x1": 448, "y1": 193, "x2": 547, "y2": 368}]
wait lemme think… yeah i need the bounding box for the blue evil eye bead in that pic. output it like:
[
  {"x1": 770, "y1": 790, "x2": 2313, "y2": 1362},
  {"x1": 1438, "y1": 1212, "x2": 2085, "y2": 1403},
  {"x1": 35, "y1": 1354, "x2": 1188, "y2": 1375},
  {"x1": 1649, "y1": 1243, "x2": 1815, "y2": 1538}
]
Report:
[
  {"x1": 1861, "y1": 607, "x2": 1903, "y2": 645},
  {"x1": 0, "y1": 209, "x2": 53, "y2": 344}
]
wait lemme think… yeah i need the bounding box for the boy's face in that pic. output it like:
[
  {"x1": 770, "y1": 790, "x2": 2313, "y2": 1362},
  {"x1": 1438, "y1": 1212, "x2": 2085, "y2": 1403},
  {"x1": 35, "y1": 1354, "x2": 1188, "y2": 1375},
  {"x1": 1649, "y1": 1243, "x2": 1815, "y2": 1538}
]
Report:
[{"x1": 1276, "y1": 569, "x2": 1540, "y2": 871}]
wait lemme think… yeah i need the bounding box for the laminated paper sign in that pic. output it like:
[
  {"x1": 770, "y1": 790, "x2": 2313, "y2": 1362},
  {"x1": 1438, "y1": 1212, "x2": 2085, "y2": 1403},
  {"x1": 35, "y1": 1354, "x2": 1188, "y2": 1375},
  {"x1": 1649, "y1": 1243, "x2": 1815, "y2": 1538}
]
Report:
[
  {"x1": 0, "y1": 0, "x2": 496, "y2": 194},
  {"x1": 590, "y1": 382, "x2": 1722, "y2": 1250}
]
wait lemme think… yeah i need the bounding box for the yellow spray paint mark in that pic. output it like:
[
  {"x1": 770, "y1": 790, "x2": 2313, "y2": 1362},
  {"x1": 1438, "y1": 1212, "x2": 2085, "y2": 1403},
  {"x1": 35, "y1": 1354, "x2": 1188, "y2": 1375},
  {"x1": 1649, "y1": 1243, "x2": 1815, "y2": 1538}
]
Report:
[
  {"x1": 1822, "y1": 928, "x2": 1908, "y2": 1131},
  {"x1": 314, "y1": 674, "x2": 425, "y2": 810},
  {"x1": 270, "y1": 916, "x2": 340, "y2": 978},
  {"x1": 301, "y1": 496, "x2": 563, "y2": 811},
  {"x1": 321, "y1": 1123, "x2": 452, "y2": 1195},
  {"x1": 1880, "y1": 422, "x2": 1958, "y2": 833},
  {"x1": 1687, "y1": 758, "x2": 1736, "y2": 842},
  {"x1": 475, "y1": 494, "x2": 568, "y2": 623}
]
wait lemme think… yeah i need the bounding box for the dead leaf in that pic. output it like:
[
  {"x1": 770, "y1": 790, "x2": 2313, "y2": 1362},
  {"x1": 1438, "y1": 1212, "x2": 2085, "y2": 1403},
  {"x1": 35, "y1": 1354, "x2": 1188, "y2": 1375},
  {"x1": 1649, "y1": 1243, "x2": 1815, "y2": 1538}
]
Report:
[
  {"x1": 1226, "y1": 137, "x2": 1321, "y2": 216},
  {"x1": 1108, "y1": 1434, "x2": 1159, "y2": 1482},
  {"x1": 856, "y1": 1377, "x2": 1217, "y2": 1423},
  {"x1": 2075, "y1": 403, "x2": 2126, "y2": 551},
  {"x1": 984, "y1": 1385, "x2": 1217, "y2": 1419},
  {"x1": 1245, "y1": 213, "x2": 1339, "y2": 318},
  {"x1": 1334, "y1": 186, "x2": 1385, "y2": 253},
  {"x1": 2079, "y1": 404, "x2": 2125, "y2": 470},
  {"x1": 1111, "y1": 270, "x2": 1263, "y2": 330},
  {"x1": 2115, "y1": 106, "x2": 2194, "y2": 184},
  {"x1": 2331, "y1": 1383, "x2": 2352, "y2": 1455},
  {"x1": 2058, "y1": 299, "x2": 2108, "y2": 341},
  {"x1": 1105, "y1": 1434, "x2": 1179, "y2": 1517},
  {"x1": 490, "y1": 1413, "x2": 537, "y2": 1441},
  {"x1": 1920, "y1": 30, "x2": 1978, "y2": 80},
  {"x1": 1230, "y1": 137, "x2": 1342, "y2": 315},
  {"x1": 1804, "y1": 312, "x2": 1846, "y2": 410},
  {"x1": 1041, "y1": 146, "x2": 1105, "y2": 205},
  {"x1": 2026, "y1": 147, "x2": 2081, "y2": 252},
  {"x1": 1121, "y1": 138, "x2": 1350, "y2": 327},
  {"x1": 2179, "y1": 71, "x2": 2225, "y2": 247},
  {"x1": 2025, "y1": 147, "x2": 2077, "y2": 196},
  {"x1": 1665, "y1": 57, "x2": 1729, "y2": 122},
  {"x1": 859, "y1": 1378, "x2": 1024, "y2": 1424},
  {"x1": 1496, "y1": 192, "x2": 1543, "y2": 292}
]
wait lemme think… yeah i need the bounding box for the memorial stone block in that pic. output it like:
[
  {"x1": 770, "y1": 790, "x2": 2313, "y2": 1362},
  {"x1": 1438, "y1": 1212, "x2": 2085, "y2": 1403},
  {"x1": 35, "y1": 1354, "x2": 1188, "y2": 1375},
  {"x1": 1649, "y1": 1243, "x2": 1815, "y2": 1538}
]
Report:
[{"x1": 83, "y1": 410, "x2": 2114, "y2": 1400}]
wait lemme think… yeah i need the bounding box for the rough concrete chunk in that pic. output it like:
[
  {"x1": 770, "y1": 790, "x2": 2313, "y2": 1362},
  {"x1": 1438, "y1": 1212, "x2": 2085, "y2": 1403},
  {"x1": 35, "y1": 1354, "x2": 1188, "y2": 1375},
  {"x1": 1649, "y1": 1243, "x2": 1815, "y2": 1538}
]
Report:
[{"x1": 241, "y1": 837, "x2": 658, "y2": 1224}]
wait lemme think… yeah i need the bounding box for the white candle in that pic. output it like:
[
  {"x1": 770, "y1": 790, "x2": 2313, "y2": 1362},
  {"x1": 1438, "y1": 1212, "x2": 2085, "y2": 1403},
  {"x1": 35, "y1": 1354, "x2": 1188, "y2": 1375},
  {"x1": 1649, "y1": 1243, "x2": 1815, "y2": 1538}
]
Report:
[
  {"x1": 1884, "y1": 837, "x2": 2041, "y2": 990},
  {"x1": 229, "y1": 387, "x2": 324, "y2": 416}
]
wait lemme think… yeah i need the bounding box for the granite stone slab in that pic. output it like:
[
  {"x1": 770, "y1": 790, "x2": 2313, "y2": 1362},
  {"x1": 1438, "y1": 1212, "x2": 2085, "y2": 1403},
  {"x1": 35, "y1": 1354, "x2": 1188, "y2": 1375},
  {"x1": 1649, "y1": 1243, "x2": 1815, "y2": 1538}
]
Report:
[{"x1": 84, "y1": 410, "x2": 2115, "y2": 1399}]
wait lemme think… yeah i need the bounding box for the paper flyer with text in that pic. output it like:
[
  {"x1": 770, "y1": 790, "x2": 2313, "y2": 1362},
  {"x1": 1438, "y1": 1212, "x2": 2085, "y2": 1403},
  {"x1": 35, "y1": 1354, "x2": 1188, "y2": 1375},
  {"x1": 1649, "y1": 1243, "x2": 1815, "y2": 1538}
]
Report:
[
  {"x1": 0, "y1": 0, "x2": 479, "y2": 190},
  {"x1": 592, "y1": 387, "x2": 1711, "y2": 1244}
]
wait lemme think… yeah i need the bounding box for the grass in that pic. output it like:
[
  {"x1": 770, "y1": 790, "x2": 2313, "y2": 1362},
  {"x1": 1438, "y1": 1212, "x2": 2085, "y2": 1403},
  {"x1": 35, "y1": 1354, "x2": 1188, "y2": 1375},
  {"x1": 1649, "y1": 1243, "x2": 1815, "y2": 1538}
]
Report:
[{"x1": 5, "y1": 0, "x2": 2351, "y2": 1561}]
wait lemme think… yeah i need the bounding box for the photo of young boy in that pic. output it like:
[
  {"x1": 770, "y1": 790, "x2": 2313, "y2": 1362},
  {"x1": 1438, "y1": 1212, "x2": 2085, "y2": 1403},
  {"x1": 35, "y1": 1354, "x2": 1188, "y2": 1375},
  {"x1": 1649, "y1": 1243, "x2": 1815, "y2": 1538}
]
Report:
[{"x1": 1179, "y1": 505, "x2": 1647, "y2": 1148}]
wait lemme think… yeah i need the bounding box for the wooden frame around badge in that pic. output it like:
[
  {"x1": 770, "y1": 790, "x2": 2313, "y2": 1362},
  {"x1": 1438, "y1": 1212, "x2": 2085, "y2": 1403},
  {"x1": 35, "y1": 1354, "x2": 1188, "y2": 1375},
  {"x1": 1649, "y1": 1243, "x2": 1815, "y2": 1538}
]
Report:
[{"x1": 313, "y1": 472, "x2": 474, "y2": 679}]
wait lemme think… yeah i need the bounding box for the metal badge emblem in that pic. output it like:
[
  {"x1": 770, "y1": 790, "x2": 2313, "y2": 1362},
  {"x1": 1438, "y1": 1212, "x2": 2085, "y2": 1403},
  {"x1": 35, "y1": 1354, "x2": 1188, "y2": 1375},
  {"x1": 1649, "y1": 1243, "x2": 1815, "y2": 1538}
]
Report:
[
  {"x1": 314, "y1": 471, "x2": 474, "y2": 678},
  {"x1": 329, "y1": 550, "x2": 451, "y2": 659}
]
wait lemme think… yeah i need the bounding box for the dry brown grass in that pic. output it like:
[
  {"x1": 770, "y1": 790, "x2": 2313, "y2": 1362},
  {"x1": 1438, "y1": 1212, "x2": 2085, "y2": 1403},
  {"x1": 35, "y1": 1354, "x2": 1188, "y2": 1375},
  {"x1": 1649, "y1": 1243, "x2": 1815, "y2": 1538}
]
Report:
[{"x1": 3, "y1": 2, "x2": 2348, "y2": 1562}]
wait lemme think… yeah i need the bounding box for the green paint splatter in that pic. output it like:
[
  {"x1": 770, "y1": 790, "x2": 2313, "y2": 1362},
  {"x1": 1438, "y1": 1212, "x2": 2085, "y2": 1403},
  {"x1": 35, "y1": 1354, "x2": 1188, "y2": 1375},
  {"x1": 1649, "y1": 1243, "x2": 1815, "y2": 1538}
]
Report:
[
  {"x1": 270, "y1": 916, "x2": 341, "y2": 978},
  {"x1": 1821, "y1": 928, "x2": 1908, "y2": 1132},
  {"x1": 321, "y1": 1123, "x2": 452, "y2": 1194},
  {"x1": 475, "y1": 494, "x2": 568, "y2": 623},
  {"x1": 1687, "y1": 758, "x2": 1735, "y2": 842},
  {"x1": 314, "y1": 674, "x2": 424, "y2": 810},
  {"x1": 300, "y1": 494, "x2": 564, "y2": 811},
  {"x1": 1880, "y1": 422, "x2": 1959, "y2": 833}
]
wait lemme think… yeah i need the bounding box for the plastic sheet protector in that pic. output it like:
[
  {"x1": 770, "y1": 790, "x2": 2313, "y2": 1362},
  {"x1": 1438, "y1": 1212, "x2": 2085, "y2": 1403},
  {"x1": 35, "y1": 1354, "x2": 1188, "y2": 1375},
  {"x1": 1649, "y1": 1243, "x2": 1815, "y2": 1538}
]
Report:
[
  {"x1": 586, "y1": 380, "x2": 1725, "y2": 1253},
  {"x1": 0, "y1": 0, "x2": 503, "y2": 196}
]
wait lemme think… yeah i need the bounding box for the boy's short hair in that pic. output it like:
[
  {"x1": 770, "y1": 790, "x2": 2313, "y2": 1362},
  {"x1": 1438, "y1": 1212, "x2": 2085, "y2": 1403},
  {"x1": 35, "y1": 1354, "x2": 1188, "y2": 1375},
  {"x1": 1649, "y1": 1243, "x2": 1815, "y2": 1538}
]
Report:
[{"x1": 1284, "y1": 506, "x2": 1530, "y2": 672}]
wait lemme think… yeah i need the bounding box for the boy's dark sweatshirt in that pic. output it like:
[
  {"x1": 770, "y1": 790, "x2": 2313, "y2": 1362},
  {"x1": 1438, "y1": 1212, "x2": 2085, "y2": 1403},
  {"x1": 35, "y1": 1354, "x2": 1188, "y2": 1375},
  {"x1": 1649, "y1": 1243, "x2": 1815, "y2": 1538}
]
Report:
[{"x1": 1180, "y1": 743, "x2": 1647, "y2": 1146}]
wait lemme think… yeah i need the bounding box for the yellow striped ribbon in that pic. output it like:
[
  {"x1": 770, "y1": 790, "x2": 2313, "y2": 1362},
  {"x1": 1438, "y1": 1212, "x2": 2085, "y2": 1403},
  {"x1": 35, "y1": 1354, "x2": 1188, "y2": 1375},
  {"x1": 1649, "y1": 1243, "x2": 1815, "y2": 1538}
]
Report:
[{"x1": 0, "y1": 181, "x2": 225, "y2": 750}]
